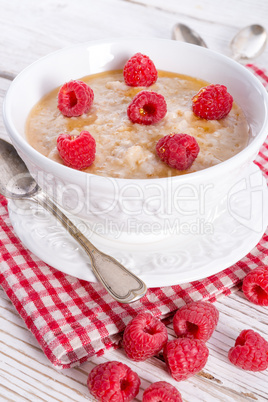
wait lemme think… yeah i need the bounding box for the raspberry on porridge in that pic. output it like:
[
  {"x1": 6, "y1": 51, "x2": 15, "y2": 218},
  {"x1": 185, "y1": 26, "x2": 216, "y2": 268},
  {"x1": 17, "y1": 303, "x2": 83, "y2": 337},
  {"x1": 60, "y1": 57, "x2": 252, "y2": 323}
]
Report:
[
  {"x1": 127, "y1": 90, "x2": 167, "y2": 125},
  {"x1": 57, "y1": 80, "x2": 94, "y2": 117},
  {"x1": 123, "y1": 52, "x2": 158, "y2": 87},
  {"x1": 26, "y1": 70, "x2": 249, "y2": 179},
  {"x1": 156, "y1": 133, "x2": 200, "y2": 171},
  {"x1": 57, "y1": 131, "x2": 96, "y2": 170},
  {"x1": 192, "y1": 84, "x2": 233, "y2": 120}
]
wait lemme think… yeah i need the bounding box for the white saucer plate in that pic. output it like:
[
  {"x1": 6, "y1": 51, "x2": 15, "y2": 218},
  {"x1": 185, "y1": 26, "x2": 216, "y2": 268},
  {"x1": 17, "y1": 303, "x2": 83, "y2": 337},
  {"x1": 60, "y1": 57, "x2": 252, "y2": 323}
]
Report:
[{"x1": 8, "y1": 164, "x2": 268, "y2": 288}]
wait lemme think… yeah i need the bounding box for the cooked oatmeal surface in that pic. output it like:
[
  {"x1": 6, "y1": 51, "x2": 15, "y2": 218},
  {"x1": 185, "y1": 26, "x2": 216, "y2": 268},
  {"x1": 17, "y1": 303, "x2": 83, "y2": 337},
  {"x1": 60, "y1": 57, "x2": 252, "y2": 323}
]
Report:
[{"x1": 26, "y1": 70, "x2": 249, "y2": 179}]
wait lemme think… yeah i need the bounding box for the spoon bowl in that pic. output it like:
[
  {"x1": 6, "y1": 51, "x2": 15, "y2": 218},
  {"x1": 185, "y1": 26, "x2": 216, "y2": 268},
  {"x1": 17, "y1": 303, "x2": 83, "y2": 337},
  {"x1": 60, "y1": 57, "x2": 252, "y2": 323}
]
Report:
[
  {"x1": 230, "y1": 24, "x2": 267, "y2": 61},
  {"x1": 172, "y1": 23, "x2": 207, "y2": 47},
  {"x1": 0, "y1": 139, "x2": 40, "y2": 199}
]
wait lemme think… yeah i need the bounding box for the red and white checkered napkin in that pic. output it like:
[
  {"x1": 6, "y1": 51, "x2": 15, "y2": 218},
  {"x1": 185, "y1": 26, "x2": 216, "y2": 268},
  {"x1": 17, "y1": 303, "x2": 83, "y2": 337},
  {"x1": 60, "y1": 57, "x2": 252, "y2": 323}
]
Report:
[{"x1": 0, "y1": 65, "x2": 268, "y2": 369}]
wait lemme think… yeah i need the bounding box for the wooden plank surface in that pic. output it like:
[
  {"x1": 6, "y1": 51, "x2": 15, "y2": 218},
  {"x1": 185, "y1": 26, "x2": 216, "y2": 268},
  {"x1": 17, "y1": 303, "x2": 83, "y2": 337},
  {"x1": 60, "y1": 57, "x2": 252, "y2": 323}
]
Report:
[
  {"x1": 1, "y1": 287, "x2": 267, "y2": 401},
  {"x1": 0, "y1": 0, "x2": 268, "y2": 401},
  {"x1": 0, "y1": 0, "x2": 268, "y2": 78}
]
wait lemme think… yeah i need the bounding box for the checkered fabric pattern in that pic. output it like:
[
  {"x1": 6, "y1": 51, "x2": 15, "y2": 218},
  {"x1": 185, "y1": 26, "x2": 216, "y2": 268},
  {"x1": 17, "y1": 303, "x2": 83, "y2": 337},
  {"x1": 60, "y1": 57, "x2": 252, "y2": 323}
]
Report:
[{"x1": 0, "y1": 65, "x2": 268, "y2": 369}]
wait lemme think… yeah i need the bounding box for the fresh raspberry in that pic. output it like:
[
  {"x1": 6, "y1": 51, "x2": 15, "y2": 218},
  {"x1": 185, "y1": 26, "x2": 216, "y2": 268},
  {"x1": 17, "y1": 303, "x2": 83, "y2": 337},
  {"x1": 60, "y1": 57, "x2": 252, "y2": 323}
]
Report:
[
  {"x1": 58, "y1": 80, "x2": 94, "y2": 117},
  {"x1": 242, "y1": 266, "x2": 268, "y2": 306},
  {"x1": 127, "y1": 91, "x2": 167, "y2": 125},
  {"x1": 228, "y1": 329, "x2": 268, "y2": 371},
  {"x1": 142, "y1": 381, "x2": 182, "y2": 402},
  {"x1": 87, "y1": 361, "x2": 140, "y2": 402},
  {"x1": 123, "y1": 312, "x2": 168, "y2": 362},
  {"x1": 173, "y1": 301, "x2": 219, "y2": 342},
  {"x1": 192, "y1": 84, "x2": 233, "y2": 120},
  {"x1": 156, "y1": 133, "x2": 199, "y2": 170},
  {"x1": 123, "y1": 53, "x2": 158, "y2": 87},
  {"x1": 163, "y1": 338, "x2": 209, "y2": 381},
  {"x1": 57, "y1": 130, "x2": 96, "y2": 170}
]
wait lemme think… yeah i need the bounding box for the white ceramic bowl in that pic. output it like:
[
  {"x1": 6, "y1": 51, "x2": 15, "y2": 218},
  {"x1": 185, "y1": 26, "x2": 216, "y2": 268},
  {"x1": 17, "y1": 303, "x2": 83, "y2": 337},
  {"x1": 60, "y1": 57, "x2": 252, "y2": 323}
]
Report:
[{"x1": 3, "y1": 38, "x2": 268, "y2": 241}]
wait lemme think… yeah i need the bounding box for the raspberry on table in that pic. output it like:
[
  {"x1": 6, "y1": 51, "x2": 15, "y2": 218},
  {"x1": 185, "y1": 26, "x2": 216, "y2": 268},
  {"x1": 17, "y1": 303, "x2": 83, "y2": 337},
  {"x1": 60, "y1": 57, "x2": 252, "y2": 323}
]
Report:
[
  {"x1": 127, "y1": 90, "x2": 167, "y2": 125},
  {"x1": 173, "y1": 301, "x2": 219, "y2": 342},
  {"x1": 192, "y1": 84, "x2": 233, "y2": 120},
  {"x1": 123, "y1": 311, "x2": 168, "y2": 362},
  {"x1": 57, "y1": 130, "x2": 96, "y2": 170},
  {"x1": 163, "y1": 338, "x2": 209, "y2": 381},
  {"x1": 58, "y1": 79, "x2": 94, "y2": 117},
  {"x1": 156, "y1": 133, "x2": 199, "y2": 170},
  {"x1": 228, "y1": 329, "x2": 268, "y2": 371},
  {"x1": 87, "y1": 361, "x2": 140, "y2": 402},
  {"x1": 242, "y1": 266, "x2": 268, "y2": 306},
  {"x1": 142, "y1": 381, "x2": 182, "y2": 402},
  {"x1": 123, "y1": 52, "x2": 158, "y2": 87}
]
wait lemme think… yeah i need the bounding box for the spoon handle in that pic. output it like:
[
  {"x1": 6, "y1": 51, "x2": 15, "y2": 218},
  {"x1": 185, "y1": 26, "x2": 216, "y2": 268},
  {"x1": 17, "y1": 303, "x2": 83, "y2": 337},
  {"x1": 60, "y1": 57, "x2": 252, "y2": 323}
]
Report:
[{"x1": 33, "y1": 191, "x2": 147, "y2": 303}]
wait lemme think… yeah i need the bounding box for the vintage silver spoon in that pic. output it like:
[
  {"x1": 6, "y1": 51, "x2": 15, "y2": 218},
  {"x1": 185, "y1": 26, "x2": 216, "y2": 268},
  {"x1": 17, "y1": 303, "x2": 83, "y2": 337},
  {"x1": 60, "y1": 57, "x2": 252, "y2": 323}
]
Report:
[
  {"x1": 0, "y1": 139, "x2": 147, "y2": 304},
  {"x1": 230, "y1": 24, "x2": 267, "y2": 61},
  {"x1": 172, "y1": 23, "x2": 207, "y2": 47},
  {"x1": 172, "y1": 23, "x2": 267, "y2": 61}
]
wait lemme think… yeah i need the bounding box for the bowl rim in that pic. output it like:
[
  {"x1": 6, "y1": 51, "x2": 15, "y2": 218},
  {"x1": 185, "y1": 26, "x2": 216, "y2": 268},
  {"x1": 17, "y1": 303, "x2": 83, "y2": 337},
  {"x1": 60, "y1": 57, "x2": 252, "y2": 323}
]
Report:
[{"x1": 3, "y1": 37, "x2": 268, "y2": 184}]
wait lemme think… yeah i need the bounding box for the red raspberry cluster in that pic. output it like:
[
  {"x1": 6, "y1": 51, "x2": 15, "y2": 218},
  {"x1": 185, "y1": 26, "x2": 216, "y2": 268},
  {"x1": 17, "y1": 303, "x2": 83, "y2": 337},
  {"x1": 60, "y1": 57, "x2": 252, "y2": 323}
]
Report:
[
  {"x1": 226, "y1": 266, "x2": 268, "y2": 372},
  {"x1": 230, "y1": 266, "x2": 268, "y2": 372},
  {"x1": 124, "y1": 53, "x2": 167, "y2": 126},
  {"x1": 164, "y1": 301, "x2": 218, "y2": 382},
  {"x1": 87, "y1": 266, "x2": 268, "y2": 401},
  {"x1": 123, "y1": 54, "x2": 235, "y2": 171},
  {"x1": 87, "y1": 302, "x2": 218, "y2": 400},
  {"x1": 57, "y1": 80, "x2": 96, "y2": 169},
  {"x1": 124, "y1": 54, "x2": 200, "y2": 171}
]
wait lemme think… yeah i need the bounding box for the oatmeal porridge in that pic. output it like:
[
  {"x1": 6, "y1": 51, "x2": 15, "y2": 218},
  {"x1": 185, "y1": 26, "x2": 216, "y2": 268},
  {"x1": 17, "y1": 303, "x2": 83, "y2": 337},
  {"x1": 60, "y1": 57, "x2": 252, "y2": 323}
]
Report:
[{"x1": 26, "y1": 70, "x2": 249, "y2": 179}]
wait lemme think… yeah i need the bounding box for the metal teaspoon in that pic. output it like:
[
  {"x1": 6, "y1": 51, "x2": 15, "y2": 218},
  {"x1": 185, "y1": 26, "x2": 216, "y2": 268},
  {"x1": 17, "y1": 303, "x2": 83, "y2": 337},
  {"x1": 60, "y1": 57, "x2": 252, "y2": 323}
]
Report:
[
  {"x1": 172, "y1": 23, "x2": 267, "y2": 61},
  {"x1": 230, "y1": 24, "x2": 267, "y2": 61},
  {"x1": 0, "y1": 139, "x2": 147, "y2": 304},
  {"x1": 172, "y1": 23, "x2": 208, "y2": 47}
]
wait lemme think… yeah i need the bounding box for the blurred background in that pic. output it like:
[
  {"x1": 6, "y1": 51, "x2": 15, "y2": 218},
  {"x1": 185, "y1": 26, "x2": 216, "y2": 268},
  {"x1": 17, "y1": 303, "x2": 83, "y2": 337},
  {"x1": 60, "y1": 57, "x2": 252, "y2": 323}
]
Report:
[{"x1": 1, "y1": 0, "x2": 268, "y2": 79}]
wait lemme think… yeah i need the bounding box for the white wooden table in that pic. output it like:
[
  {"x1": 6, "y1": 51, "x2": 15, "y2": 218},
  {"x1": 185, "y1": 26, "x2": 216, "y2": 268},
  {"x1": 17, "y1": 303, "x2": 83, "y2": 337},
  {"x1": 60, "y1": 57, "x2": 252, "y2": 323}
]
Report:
[{"x1": 1, "y1": 1, "x2": 268, "y2": 401}]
